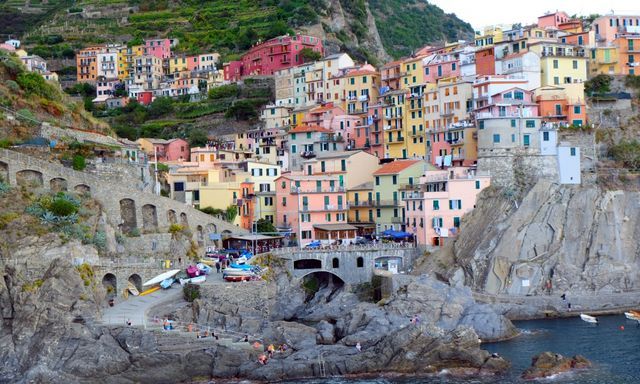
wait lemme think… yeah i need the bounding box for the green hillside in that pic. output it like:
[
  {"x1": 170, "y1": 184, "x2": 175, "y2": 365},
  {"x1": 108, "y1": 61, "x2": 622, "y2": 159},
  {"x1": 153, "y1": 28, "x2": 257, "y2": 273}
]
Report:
[{"x1": 1, "y1": 0, "x2": 473, "y2": 61}]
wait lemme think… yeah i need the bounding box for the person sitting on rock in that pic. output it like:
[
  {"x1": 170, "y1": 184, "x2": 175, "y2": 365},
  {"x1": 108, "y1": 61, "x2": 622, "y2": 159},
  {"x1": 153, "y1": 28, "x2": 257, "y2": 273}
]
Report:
[
  {"x1": 278, "y1": 344, "x2": 288, "y2": 352},
  {"x1": 355, "y1": 342, "x2": 362, "y2": 352},
  {"x1": 243, "y1": 335, "x2": 249, "y2": 342},
  {"x1": 258, "y1": 354, "x2": 268, "y2": 365},
  {"x1": 267, "y1": 344, "x2": 275, "y2": 358}
]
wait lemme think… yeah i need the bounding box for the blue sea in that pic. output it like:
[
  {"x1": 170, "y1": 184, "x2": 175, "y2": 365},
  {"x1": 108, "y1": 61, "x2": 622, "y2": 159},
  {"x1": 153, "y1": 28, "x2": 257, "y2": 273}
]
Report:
[{"x1": 292, "y1": 315, "x2": 640, "y2": 383}]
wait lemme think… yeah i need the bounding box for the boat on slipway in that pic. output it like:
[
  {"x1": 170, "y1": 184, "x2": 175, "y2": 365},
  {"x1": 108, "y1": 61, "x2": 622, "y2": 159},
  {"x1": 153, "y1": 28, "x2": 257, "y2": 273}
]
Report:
[
  {"x1": 580, "y1": 314, "x2": 598, "y2": 324},
  {"x1": 179, "y1": 275, "x2": 206, "y2": 286},
  {"x1": 143, "y1": 270, "x2": 181, "y2": 287}
]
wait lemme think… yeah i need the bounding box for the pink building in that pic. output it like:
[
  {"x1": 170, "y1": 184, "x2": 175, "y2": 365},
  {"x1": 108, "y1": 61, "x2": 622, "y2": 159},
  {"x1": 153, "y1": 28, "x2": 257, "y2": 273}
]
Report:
[
  {"x1": 224, "y1": 34, "x2": 323, "y2": 81},
  {"x1": 275, "y1": 173, "x2": 354, "y2": 246},
  {"x1": 424, "y1": 53, "x2": 461, "y2": 83},
  {"x1": 165, "y1": 138, "x2": 190, "y2": 161},
  {"x1": 404, "y1": 167, "x2": 490, "y2": 246},
  {"x1": 592, "y1": 15, "x2": 640, "y2": 43},
  {"x1": 537, "y1": 11, "x2": 570, "y2": 29},
  {"x1": 145, "y1": 39, "x2": 172, "y2": 59}
]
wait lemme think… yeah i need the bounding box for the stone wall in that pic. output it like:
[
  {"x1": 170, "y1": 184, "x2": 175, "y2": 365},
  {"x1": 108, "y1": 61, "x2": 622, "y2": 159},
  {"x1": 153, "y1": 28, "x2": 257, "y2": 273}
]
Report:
[
  {"x1": 40, "y1": 123, "x2": 120, "y2": 147},
  {"x1": 0, "y1": 149, "x2": 244, "y2": 238},
  {"x1": 276, "y1": 247, "x2": 421, "y2": 284}
]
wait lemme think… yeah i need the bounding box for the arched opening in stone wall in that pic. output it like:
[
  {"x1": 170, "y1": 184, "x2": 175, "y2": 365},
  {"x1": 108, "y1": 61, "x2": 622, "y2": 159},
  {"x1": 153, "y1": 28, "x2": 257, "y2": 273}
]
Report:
[
  {"x1": 332, "y1": 257, "x2": 340, "y2": 269},
  {"x1": 167, "y1": 209, "x2": 177, "y2": 225},
  {"x1": 197, "y1": 225, "x2": 204, "y2": 242},
  {"x1": 119, "y1": 198, "x2": 137, "y2": 233},
  {"x1": 128, "y1": 274, "x2": 143, "y2": 293},
  {"x1": 0, "y1": 161, "x2": 8, "y2": 182},
  {"x1": 294, "y1": 259, "x2": 322, "y2": 269},
  {"x1": 16, "y1": 169, "x2": 43, "y2": 188},
  {"x1": 179, "y1": 212, "x2": 188, "y2": 227},
  {"x1": 142, "y1": 204, "x2": 158, "y2": 231},
  {"x1": 102, "y1": 273, "x2": 117, "y2": 298},
  {"x1": 300, "y1": 271, "x2": 345, "y2": 303},
  {"x1": 74, "y1": 184, "x2": 91, "y2": 194},
  {"x1": 49, "y1": 177, "x2": 68, "y2": 192}
]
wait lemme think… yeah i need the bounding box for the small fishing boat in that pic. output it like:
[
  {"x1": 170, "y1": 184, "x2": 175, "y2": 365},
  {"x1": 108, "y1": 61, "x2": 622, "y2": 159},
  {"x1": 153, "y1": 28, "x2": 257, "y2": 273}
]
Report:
[
  {"x1": 186, "y1": 265, "x2": 200, "y2": 278},
  {"x1": 224, "y1": 275, "x2": 252, "y2": 282},
  {"x1": 139, "y1": 286, "x2": 160, "y2": 296},
  {"x1": 230, "y1": 263, "x2": 253, "y2": 270},
  {"x1": 196, "y1": 263, "x2": 212, "y2": 275},
  {"x1": 127, "y1": 282, "x2": 140, "y2": 296},
  {"x1": 580, "y1": 314, "x2": 598, "y2": 324},
  {"x1": 199, "y1": 259, "x2": 216, "y2": 267},
  {"x1": 222, "y1": 268, "x2": 255, "y2": 277},
  {"x1": 143, "y1": 270, "x2": 181, "y2": 286},
  {"x1": 180, "y1": 275, "x2": 206, "y2": 286},
  {"x1": 160, "y1": 278, "x2": 174, "y2": 289}
]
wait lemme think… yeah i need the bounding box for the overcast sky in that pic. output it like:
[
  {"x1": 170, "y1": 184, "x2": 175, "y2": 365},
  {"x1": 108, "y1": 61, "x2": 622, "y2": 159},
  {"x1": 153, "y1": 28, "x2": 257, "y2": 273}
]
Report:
[{"x1": 428, "y1": 0, "x2": 640, "y2": 31}]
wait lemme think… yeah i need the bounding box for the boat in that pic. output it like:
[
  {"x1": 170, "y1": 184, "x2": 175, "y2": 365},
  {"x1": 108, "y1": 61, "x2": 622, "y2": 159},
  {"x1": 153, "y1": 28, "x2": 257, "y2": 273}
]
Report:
[
  {"x1": 196, "y1": 263, "x2": 212, "y2": 275},
  {"x1": 139, "y1": 286, "x2": 160, "y2": 296},
  {"x1": 179, "y1": 275, "x2": 206, "y2": 286},
  {"x1": 143, "y1": 270, "x2": 181, "y2": 286},
  {"x1": 160, "y1": 278, "x2": 174, "y2": 289},
  {"x1": 199, "y1": 259, "x2": 216, "y2": 267},
  {"x1": 230, "y1": 263, "x2": 253, "y2": 270},
  {"x1": 127, "y1": 282, "x2": 140, "y2": 296},
  {"x1": 224, "y1": 275, "x2": 253, "y2": 282},
  {"x1": 624, "y1": 312, "x2": 640, "y2": 321},
  {"x1": 186, "y1": 265, "x2": 200, "y2": 278},
  {"x1": 580, "y1": 314, "x2": 598, "y2": 324},
  {"x1": 222, "y1": 268, "x2": 255, "y2": 277}
]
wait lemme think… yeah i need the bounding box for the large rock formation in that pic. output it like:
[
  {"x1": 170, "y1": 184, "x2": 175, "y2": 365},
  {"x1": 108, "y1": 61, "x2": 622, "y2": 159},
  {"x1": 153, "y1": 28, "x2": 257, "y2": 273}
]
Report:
[
  {"x1": 522, "y1": 352, "x2": 591, "y2": 380},
  {"x1": 449, "y1": 181, "x2": 640, "y2": 296}
]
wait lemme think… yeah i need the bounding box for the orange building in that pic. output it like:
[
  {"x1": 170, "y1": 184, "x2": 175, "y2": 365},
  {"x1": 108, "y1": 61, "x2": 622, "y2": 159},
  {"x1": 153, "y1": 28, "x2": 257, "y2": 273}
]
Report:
[
  {"x1": 239, "y1": 181, "x2": 256, "y2": 231},
  {"x1": 536, "y1": 86, "x2": 588, "y2": 126},
  {"x1": 617, "y1": 34, "x2": 640, "y2": 76},
  {"x1": 76, "y1": 46, "x2": 104, "y2": 83},
  {"x1": 475, "y1": 46, "x2": 495, "y2": 76}
]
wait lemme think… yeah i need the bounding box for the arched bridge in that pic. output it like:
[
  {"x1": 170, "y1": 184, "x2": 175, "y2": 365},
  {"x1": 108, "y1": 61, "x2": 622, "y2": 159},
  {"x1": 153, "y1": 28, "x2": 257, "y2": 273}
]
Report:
[
  {"x1": 0, "y1": 149, "x2": 245, "y2": 239},
  {"x1": 269, "y1": 246, "x2": 421, "y2": 284}
]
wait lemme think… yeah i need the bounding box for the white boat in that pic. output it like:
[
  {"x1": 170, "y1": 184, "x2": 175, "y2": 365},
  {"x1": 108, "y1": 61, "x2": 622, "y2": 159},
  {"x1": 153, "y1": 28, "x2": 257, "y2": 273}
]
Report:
[
  {"x1": 143, "y1": 269, "x2": 181, "y2": 286},
  {"x1": 624, "y1": 312, "x2": 640, "y2": 321},
  {"x1": 179, "y1": 275, "x2": 206, "y2": 286},
  {"x1": 127, "y1": 282, "x2": 139, "y2": 296},
  {"x1": 222, "y1": 268, "x2": 255, "y2": 277},
  {"x1": 580, "y1": 314, "x2": 598, "y2": 324}
]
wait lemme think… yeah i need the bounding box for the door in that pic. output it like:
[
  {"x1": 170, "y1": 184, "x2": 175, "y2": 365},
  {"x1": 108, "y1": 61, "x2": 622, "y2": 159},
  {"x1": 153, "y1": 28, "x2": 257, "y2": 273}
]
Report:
[
  {"x1": 555, "y1": 104, "x2": 562, "y2": 116},
  {"x1": 523, "y1": 134, "x2": 530, "y2": 147}
]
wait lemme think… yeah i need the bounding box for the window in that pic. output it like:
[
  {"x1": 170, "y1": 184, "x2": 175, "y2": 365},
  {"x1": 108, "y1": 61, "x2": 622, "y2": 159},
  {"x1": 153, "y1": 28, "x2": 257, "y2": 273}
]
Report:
[
  {"x1": 341, "y1": 159, "x2": 346, "y2": 171},
  {"x1": 282, "y1": 197, "x2": 287, "y2": 206},
  {"x1": 511, "y1": 119, "x2": 516, "y2": 128},
  {"x1": 570, "y1": 147, "x2": 577, "y2": 156},
  {"x1": 264, "y1": 197, "x2": 273, "y2": 206},
  {"x1": 523, "y1": 134, "x2": 530, "y2": 147},
  {"x1": 511, "y1": 134, "x2": 516, "y2": 143},
  {"x1": 553, "y1": 59, "x2": 558, "y2": 69},
  {"x1": 475, "y1": 180, "x2": 480, "y2": 189},
  {"x1": 356, "y1": 257, "x2": 364, "y2": 268},
  {"x1": 449, "y1": 199, "x2": 462, "y2": 209},
  {"x1": 453, "y1": 217, "x2": 461, "y2": 228},
  {"x1": 376, "y1": 208, "x2": 381, "y2": 218},
  {"x1": 493, "y1": 134, "x2": 500, "y2": 143},
  {"x1": 362, "y1": 76, "x2": 367, "y2": 83},
  {"x1": 479, "y1": 121, "x2": 484, "y2": 129},
  {"x1": 392, "y1": 175, "x2": 397, "y2": 185},
  {"x1": 291, "y1": 144, "x2": 297, "y2": 154},
  {"x1": 572, "y1": 119, "x2": 583, "y2": 126},
  {"x1": 433, "y1": 200, "x2": 439, "y2": 210},
  {"x1": 526, "y1": 120, "x2": 535, "y2": 128},
  {"x1": 572, "y1": 60, "x2": 578, "y2": 69},
  {"x1": 514, "y1": 91, "x2": 524, "y2": 100},
  {"x1": 306, "y1": 132, "x2": 312, "y2": 139},
  {"x1": 630, "y1": 55, "x2": 635, "y2": 63},
  {"x1": 573, "y1": 105, "x2": 581, "y2": 114},
  {"x1": 291, "y1": 133, "x2": 296, "y2": 140},
  {"x1": 543, "y1": 131, "x2": 550, "y2": 141},
  {"x1": 301, "y1": 230, "x2": 312, "y2": 239},
  {"x1": 325, "y1": 213, "x2": 331, "y2": 222},
  {"x1": 281, "y1": 181, "x2": 286, "y2": 189},
  {"x1": 554, "y1": 76, "x2": 559, "y2": 85},
  {"x1": 375, "y1": 176, "x2": 380, "y2": 186}
]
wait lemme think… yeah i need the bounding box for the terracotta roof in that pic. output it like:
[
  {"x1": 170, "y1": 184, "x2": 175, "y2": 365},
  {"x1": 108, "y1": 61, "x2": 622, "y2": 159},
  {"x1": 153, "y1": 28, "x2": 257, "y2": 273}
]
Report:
[
  {"x1": 345, "y1": 69, "x2": 377, "y2": 77},
  {"x1": 288, "y1": 124, "x2": 332, "y2": 134},
  {"x1": 373, "y1": 160, "x2": 421, "y2": 175}
]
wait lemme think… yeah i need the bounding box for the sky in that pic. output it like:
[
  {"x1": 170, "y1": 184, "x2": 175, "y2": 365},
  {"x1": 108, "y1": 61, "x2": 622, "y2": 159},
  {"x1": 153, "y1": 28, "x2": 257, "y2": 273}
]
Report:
[{"x1": 428, "y1": 0, "x2": 640, "y2": 31}]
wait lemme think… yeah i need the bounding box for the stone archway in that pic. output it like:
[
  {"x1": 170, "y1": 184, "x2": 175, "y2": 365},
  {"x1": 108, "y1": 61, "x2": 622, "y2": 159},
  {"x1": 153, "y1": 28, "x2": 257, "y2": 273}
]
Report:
[
  {"x1": 74, "y1": 184, "x2": 91, "y2": 194},
  {"x1": 167, "y1": 209, "x2": 177, "y2": 225},
  {"x1": 119, "y1": 199, "x2": 137, "y2": 233},
  {"x1": 179, "y1": 212, "x2": 188, "y2": 227},
  {"x1": 102, "y1": 273, "x2": 117, "y2": 298},
  {"x1": 0, "y1": 161, "x2": 8, "y2": 182},
  {"x1": 49, "y1": 177, "x2": 68, "y2": 192},
  {"x1": 142, "y1": 204, "x2": 158, "y2": 231},
  {"x1": 128, "y1": 274, "x2": 143, "y2": 293},
  {"x1": 16, "y1": 169, "x2": 43, "y2": 187}
]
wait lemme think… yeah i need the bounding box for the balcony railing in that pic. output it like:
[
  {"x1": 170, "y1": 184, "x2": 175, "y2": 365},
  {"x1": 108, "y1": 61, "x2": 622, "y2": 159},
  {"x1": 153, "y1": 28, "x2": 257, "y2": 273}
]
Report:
[
  {"x1": 373, "y1": 200, "x2": 401, "y2": 207},
  {"x1": 349, "y1": 200, "x2": 374, "y2": 207},
  {"x1": 290, "y1": 186, "x2": 346, "y2": 194}
]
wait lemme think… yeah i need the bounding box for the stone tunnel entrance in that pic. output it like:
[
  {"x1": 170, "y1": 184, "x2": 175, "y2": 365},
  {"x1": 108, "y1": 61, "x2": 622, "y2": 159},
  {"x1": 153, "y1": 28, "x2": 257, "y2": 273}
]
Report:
[
  {"x1": 301, "y1": 271, "x2": 345, "y2": 303},
  {"x1": 49, "y1": 177, "x2": 68, "y2": 192},
  {"x1": 142, "y1": 204, "x2": 158, "y2": 231},
  {"x1": 16, "y1": 169, "x2": 43, "y2": 188},
  {"x1": 102, "y1": 273, "x2": 117, "y2": 298},
  {"x1": 0, "y1": 161, "x2": 8, "y2": 182},
  {"x1": 128, "y1": 274, "x2": 142, "y2": 294}
]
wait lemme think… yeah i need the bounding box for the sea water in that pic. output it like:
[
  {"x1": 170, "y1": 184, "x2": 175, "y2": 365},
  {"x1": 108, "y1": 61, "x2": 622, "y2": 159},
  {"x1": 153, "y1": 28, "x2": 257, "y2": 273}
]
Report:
[{"x1": 292, "y1": 315, "x2": 640, "y2": 383}]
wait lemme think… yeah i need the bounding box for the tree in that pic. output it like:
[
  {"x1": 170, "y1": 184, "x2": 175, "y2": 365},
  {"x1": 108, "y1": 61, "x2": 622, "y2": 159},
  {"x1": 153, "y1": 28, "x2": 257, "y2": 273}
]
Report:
[
  {"x1": 72, "y1": 155, "x2": 86, "y2": 171},
  {"x1": 300, "y1": 47, "x2": 321, "y2": 62},
  {"x1": 147, "y1": 97, "x2": 174, "y2": 118},
  {"x1": 584, "y1": 74, "x2": 611, "y2": 96},
  {"x1": 188, "y1": 129, "x2": 209, "y2": 147},
  {"x1": 225, "y1": 99, "x2": 258, "y2": 120},
  {"x1": 256, "y1": 218, "x2": 276, "y2": 233},
  {"x1": 609, "y1": 140, "x2": 640, "y2": 170},
  {"x1": 225, "y1": 205, "x2": 238, "y2": 223}
]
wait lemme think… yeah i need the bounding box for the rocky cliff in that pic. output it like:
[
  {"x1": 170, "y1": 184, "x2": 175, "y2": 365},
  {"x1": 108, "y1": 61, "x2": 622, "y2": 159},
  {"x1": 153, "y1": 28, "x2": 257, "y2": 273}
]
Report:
[{"x1": 446, "y1": 181, "x2": 640, "y2": 296}]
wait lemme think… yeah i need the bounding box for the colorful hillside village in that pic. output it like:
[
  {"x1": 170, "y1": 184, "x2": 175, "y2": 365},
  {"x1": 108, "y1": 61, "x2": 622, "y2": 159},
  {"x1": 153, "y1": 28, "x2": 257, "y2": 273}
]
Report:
[{"x1": 3, "y1": 11, "x2": 638, "y2": 247}]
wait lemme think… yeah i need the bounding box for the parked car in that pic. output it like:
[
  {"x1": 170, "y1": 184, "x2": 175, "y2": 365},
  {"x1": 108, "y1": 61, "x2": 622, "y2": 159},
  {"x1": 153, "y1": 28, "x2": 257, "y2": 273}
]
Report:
[{"x1": 304, "y1": 240, "x2": 322, "y2": 249}]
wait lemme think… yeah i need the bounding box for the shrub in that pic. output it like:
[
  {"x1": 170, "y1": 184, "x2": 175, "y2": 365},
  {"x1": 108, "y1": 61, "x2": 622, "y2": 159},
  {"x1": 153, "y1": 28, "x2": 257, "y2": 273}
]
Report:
[
  {"x1": 16, "y1": 72, "x2": 59, "y2": 101},
  {"x1": 127, "y1": 228, "x2": 141, "y2": 237},
  {"x1": 72, "y1": 155, "x2": 86, "y2": 171},
  {"x1": 609, "y1": 140, "x2": 640, "y2": 170},
  {"x1": 208, "y1": 84, "x2": 238, "y2": 100},
  {"x1": 169, "y1": 223, "x2": 184, "y2": 234},
  {"x1": 0, "y1": 139, "x2": 11, "y2": 148},
  {"x1": 49, "y1": 198, "x2": 79, "y2": 217},
  {"x1": 93, "y1": 230, "x2": 107, "y2": 252},
  {"x1": 6, "y1": 80, "x2": 20, "y2": 92},
  {"x1": 183, "y1": 283, "x2": 200, "y2": 302},
  {"x1": 0, "y1": 181, "x2": 10, "y2": 195}
]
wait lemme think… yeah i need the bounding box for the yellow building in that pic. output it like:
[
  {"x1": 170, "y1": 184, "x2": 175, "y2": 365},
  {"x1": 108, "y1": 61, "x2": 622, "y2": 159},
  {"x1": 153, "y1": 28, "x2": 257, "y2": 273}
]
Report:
[
  {"x1": 588, "y1": 44, "x2": 619, "y2": 76},
  {"x1": 347, "y1": 182, "x2": 375, "y2": 235},
  {"x1": 380, "y1": 90, "x2": 407, "y2": 159},
  {"x1": 475, "y1": 25, "x2": 507, "y2": 47},
  {"x1": 400, "y1": 55, "x2": 426, "y2": 89},
  {"x1": 118, "y1": 45, "x2": 145, "y2": 81},
  {"x1": 341, "y1": 67, "x2": 380, "y2": 126},
  {"x1": 169, "y1": 56, "x2": 189, "y2": 75},
  {"x1": 199, "y1": 168, "x2": 245, "y2": 227},
  {"x1": 529, "y1": 42, "x2": 588, "y2": 95}
]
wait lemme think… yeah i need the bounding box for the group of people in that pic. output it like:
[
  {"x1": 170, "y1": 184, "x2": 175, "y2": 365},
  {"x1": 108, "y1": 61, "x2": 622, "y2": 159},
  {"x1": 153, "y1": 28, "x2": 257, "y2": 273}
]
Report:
[{"x1": 256, "y1": 342, "x2": 288, "y2": 365}]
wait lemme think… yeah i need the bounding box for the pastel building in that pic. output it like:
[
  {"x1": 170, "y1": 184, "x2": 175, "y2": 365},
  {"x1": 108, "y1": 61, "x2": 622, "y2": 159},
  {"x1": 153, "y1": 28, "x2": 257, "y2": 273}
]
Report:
[
  {"x1": 145, "y1": 38, "x2": 172, "y2": 60},
  {"x1": 275, "y1": 173, "x2": 354, "y2": 245},
  {"x1": 76, "y1": 46, "x2": 103, "y2": 83},
  {"x1": 224, "y1": 34, "x2": 323, "y2": 81},
  {"x1": 137, "y1": 138, "x2": 190, "y2": 162},
  {"x1": 537, "y1": 11, "x2": 571, "y2": 29},
  {"x1": 592, "y1": 15, "x2": 640, "y2": 44},
  {"x1": 372, "y1": 160, "x2": 427, "y2": 232},
  {"x1": 286, "y1": 124, "x2": 345, "y2": 171},
  {"x1": 347, "y1": 182, "x2": 375, "y2": 236},
  {"x1": 404, "y1": 167, "x2": 490, "y2": 246}
]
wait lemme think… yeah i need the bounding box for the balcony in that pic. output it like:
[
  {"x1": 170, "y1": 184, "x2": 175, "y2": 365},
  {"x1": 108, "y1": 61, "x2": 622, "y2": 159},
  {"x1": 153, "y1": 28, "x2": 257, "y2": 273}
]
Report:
[
  {"x1": 358, "y1": 95, "x2": 370, "y2": 102},
  {"x1": 290, "y1": 186, "x2": 346, "y2": 194},
  {"x1": 387, "y1": 136, "x2": 405, "y2": 143},
  {"x1": 349, "y1": 200, "x2": 374, "y2": 207},
  {"x1": 373, "y1": 200, "x2": 401, "y2": 207}
]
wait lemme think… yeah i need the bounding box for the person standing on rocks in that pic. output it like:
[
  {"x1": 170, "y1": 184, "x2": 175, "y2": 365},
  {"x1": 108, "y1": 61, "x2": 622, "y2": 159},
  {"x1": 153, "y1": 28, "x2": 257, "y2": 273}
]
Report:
[
  {"x1": 216, "y1": 261, "x2": 221, "y2": 273},
  {"x1": 356, "y1": 342, "x2": 362, "y2": 352}
]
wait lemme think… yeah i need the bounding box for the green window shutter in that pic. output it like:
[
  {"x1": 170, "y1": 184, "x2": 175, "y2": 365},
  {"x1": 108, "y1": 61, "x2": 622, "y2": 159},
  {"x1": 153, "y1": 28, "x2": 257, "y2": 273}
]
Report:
[{"x1": 433, "y1": 200, "x2": 439, "y2": 210}]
